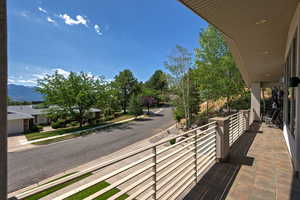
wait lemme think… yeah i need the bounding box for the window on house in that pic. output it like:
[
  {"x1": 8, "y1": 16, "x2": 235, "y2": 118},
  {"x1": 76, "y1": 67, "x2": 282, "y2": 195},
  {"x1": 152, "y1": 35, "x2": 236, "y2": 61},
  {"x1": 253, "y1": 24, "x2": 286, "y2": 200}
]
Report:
[{"x1": 285, "y1": 34, "x2": 297, "y2": 137}]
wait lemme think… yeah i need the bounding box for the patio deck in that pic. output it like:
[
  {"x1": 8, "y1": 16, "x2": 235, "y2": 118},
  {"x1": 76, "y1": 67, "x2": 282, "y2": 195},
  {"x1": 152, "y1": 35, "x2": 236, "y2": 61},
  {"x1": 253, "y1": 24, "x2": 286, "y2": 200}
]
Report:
[{"x1": 184, "y1": 122, "x2": 300, "y2": 200}]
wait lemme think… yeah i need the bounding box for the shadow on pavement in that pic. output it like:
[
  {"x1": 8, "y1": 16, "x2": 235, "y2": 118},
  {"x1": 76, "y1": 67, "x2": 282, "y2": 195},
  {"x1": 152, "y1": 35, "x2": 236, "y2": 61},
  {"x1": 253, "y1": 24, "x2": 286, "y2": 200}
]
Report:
[{"x1": 183, "y1": 122, "x2": 261, "y2": 200}]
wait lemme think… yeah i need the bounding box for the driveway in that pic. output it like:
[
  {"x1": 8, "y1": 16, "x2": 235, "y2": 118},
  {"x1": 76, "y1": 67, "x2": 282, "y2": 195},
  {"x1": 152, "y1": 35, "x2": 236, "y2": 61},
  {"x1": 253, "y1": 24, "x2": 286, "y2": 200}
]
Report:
[
  {"x1": 7, "y1": 135, "x2": 36, "y2": 152},
  {"x1": 8, "y1": 107, "x2": 175, "y2": 193}
]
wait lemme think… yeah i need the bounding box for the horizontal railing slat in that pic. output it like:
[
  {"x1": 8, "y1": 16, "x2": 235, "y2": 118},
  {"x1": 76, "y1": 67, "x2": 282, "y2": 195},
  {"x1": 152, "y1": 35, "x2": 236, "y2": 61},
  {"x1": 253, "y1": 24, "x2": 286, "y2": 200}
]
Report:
[
  {"x1": 16, "y1": 118, "x2": 233, "y2": 200},
  {"x1": 106, "y1": 172, "x2": 154, "y2": 200}
]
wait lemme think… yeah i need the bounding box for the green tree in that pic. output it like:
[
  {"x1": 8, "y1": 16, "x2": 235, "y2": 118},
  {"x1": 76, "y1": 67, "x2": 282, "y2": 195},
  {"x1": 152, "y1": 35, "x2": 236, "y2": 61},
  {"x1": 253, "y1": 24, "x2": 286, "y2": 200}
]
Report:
[
  {"x1": 38, "y1": 71, "x2": 97, "y2": 127},
  {"x1": 128, "y1": 95, "x2": 143, "y2": 117},
  {"x1": 145, "y1": 70, "x2": 168, "y2": 93},
  {"x1": 194, "y1": 25, "x2": 246, "y2": 113},
  {"x1": 96, "y1": 81, "x2": 121, "y2": 120},
  {"x1": 113, "y1": 69, "x2": 138, "y2": 113},
  {"x1": 165, "y1": 45, "x2": 193, "y2": 129},
  {"x1": 7, "y1": 96, "x2": 12, "y2": 105}
]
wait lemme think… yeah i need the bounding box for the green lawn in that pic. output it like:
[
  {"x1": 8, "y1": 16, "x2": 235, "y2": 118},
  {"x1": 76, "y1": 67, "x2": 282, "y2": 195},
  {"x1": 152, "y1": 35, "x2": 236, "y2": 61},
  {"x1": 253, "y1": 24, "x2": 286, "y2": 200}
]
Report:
[
  {"x1": 32, "y1": 134, "x2": 80, "y2": 145},
  {"x1": 24, "y1": 173, "x2": 93, "y2": 200},
  {"x1": 23, "y1": 173, "x2": 129, "y2": 200},
  {"x1": 25, "y1": 114, "x2": 135, "y2": 142},
  {"x1": 64, "y1": 181, "x2": 129, "y2": 200}
]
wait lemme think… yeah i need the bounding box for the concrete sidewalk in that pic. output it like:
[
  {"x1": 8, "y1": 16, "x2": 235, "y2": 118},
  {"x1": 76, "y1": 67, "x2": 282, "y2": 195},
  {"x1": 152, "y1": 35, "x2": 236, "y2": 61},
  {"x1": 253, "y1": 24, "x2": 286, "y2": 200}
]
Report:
[
  {"x1": 8, "y1": 108, "x2": 164, "y2": 153},
  {"x1": 20, "y1": 108, "x2": 164, "y2": 146}
]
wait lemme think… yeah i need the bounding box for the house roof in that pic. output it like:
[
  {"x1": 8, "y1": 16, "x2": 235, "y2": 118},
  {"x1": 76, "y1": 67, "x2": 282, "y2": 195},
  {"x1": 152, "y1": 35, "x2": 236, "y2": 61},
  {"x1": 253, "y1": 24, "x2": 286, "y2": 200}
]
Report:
[
  {"x1": 8, "y1": 105, "x2": 47, "y2": 115},
  {"x1": 8, "y1": 105, "x2": 101, "y2": 116},
  {"x1": 8, "y1": 112, "x2": 34, "y2": 121},
  {"x1": 89, "y1": 108, "x2": 101, "y2": 113}
]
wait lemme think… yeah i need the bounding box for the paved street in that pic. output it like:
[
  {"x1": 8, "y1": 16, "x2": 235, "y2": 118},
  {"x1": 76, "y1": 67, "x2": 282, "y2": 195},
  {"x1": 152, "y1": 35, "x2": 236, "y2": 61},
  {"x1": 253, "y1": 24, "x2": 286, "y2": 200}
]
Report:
[{"x1": 8, "y1": 107, "x2": 175, "y2": 193}]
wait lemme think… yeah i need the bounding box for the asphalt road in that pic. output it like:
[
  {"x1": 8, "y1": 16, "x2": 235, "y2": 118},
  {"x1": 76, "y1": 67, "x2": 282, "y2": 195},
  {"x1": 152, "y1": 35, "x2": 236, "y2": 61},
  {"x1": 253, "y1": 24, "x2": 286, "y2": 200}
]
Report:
[{"x1": 8, "y1": 107, "x2": 175, "y2": 193}]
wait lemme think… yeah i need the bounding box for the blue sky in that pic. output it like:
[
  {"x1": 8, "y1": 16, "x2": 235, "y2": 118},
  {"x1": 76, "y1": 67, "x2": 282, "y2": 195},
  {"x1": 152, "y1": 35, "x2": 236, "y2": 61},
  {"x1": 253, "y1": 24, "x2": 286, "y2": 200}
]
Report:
[{"x1": 7, "y1": 0, "x2": 207, "y2": 86}]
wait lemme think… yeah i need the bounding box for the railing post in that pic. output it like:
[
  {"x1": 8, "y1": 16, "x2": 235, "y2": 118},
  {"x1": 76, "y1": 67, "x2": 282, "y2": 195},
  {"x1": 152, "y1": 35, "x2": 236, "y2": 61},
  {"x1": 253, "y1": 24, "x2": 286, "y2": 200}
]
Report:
[
  {"x1": 238, "y1": 113, "x2": 241, "y2": 136},
  {"x1": 194, "y1": 130, "x2": 198, "y2": 183},
  {"x1": 209, "y1": 117, "x2": 230, "y2": 162},
  {"x1": 152, "y1": 146, "x2": 157, "y2": 200},
  {"x1": 240, "y1": 110, "x2": 250, "y2": 131}
]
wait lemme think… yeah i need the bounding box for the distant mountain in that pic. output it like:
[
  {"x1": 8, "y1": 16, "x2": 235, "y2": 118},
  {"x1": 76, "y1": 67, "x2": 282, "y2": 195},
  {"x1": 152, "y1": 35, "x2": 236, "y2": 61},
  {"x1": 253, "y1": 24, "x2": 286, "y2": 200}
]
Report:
[{"x1": 8, "y1": 84, "x2": 44, "y2": 102}]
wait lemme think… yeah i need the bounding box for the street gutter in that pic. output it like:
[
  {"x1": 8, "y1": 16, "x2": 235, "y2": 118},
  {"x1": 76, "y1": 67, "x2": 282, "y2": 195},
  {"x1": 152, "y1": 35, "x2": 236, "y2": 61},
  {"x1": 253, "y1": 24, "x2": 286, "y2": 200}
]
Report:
[{"x1": 20, "y1": 108, "x2": 163, "y2": 145}]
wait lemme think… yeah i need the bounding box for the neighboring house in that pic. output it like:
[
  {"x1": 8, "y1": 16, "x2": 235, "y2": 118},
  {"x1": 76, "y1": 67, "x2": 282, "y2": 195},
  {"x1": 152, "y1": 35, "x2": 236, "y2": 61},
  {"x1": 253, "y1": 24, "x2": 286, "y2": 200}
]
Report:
[
  {"x1": 89, "y1": 108, "x2": 101, "y2": 119},
  {"x1": 7, "y1": 112, "x2": 33, "y2": 136},
  {"x1": 8, "y1": 105, "x2": 50, "y2": 125},
  {"x1": 7, "y1": 105, "x2": 102, "y2": 131}
]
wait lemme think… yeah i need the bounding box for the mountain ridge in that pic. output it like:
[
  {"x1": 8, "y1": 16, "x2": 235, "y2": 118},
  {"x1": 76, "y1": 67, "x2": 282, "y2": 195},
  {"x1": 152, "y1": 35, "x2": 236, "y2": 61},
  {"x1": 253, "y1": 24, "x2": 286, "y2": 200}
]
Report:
[{"x1": 8, "y1": 84, "x2": 44, "y2": 102}]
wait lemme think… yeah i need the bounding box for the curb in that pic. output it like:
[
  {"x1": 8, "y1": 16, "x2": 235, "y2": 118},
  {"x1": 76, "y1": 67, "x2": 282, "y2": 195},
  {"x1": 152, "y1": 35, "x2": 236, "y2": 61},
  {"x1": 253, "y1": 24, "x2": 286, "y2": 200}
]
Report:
[{"x1": 21, "y1": 108, "x2": 163, "y2": 145}]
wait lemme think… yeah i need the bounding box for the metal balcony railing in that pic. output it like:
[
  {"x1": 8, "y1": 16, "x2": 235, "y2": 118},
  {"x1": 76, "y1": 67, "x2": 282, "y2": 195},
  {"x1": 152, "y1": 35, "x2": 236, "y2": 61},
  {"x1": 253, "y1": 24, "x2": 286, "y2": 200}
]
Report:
[
  {"x1": 16, "y1": 122, "x2": 218, "y2": 200},
  {"x1": 228, "y1": 112, "x2": 247, "y2": 146}
]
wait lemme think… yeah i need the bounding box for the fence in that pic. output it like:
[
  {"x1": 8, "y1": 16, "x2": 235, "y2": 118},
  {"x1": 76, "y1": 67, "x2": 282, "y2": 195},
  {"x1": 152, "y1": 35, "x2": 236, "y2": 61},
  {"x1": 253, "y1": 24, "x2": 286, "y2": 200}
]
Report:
[
  {"x1": 16, "y1": 110, "x2": 250, "y2": 200},
  {"x1": 228, "y1": 112, "x2": 247, "y2": 146},
  {"x1": 16, "y1": 122, "x2": 218, "y2": 200}
]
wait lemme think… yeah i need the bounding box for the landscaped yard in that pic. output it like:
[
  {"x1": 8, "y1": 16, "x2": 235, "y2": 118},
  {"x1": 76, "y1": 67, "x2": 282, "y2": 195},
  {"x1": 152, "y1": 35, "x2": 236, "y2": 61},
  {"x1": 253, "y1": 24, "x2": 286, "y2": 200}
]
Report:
[{"x1": 25, "y1": 114, "x2": 135, "y2": 142}]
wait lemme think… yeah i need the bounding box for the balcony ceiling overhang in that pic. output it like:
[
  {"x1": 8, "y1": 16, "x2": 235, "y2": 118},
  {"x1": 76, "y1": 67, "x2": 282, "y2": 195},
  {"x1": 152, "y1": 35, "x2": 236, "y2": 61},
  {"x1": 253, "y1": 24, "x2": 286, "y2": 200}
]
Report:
[{"x1": 179, "y1": 0, "x2": 299, "y2": 86}]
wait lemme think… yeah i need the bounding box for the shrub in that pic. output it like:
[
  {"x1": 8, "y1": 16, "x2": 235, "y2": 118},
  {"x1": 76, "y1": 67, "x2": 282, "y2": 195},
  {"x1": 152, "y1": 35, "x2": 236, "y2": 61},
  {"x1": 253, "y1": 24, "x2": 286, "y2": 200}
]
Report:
[
  {"x1": 169, "y1": 138, "x2": 176, "y2": 145},
  {"x1": 51, "y1": 119, "x2": 66, "y2": 129},
  {"x1": 70, "y1": 121, "x2": 79, "y2": 127},
  {"x1": 30, "y1": 125, "x2": 43, "y2": 132},
  {"x1": 128, "y1": 95, "x2": 143, "y2": 116},
  {"x1": 88, "y1": 119, "x2": 97, "y2": 125}
]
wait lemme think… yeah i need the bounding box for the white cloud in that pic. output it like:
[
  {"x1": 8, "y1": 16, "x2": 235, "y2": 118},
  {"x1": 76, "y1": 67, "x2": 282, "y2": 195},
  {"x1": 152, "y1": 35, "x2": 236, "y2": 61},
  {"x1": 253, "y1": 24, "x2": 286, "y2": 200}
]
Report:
[
  {"x1": 52, "y1": 68, "x2": 70, "y2": 77},
  {"x1": 20, "y1": 11, "x2": 29, "y2": 17},
  {"x1": 94, "y1": 24, "x2": 103, "y2": 36},
  {"x1": 47, "y1": 17, "x2": 56, "y2": 24},
  {"x1": 38, "y1": 7, "x2": 47, "y2": 14},
  {"x1": 58, "y1": 14, "x2": 88, "y2": 27},
  {"x1": 33, "y1": 74, "x2": 45, "y2": 79},
  {"x1": 8, "y1": 79, "x2": 16, "y2": 84},
  {"x1": 18, "y1": 79, "x2": 37, "y2": 84}
]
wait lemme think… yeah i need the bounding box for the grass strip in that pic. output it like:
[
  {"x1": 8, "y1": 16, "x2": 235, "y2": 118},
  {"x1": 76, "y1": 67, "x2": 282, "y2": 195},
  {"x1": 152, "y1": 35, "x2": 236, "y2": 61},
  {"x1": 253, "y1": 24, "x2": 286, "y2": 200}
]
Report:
[
  {"x1": 64, "y1": 181, "x2": 129, "y2": 200},
  {"x1": 32, "y1": 134, "x2": 80, "y2": 145},
  {"x1": 24, "y1": 173, "x2": 93, "y2": 200},
  {"x1": 26, "y1": 115, "x2": 135, "y2": 141}
]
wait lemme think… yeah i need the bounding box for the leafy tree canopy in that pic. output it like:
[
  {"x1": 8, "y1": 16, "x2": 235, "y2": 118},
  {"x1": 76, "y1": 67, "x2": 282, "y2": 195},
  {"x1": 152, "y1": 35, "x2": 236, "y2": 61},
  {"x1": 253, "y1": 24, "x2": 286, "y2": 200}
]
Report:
[
  {"x1": 112, "y1": 69, "x2": 138, "y2": 113},
  {"x1": 194, "y1": 25, "x2": 246, "y2": 110},
  {"x1": 37, "y1": 71, "x2": 98, "y2": 127},
  {"x1": 145, "y1": 70, "x2": 168, "y2": 92}
]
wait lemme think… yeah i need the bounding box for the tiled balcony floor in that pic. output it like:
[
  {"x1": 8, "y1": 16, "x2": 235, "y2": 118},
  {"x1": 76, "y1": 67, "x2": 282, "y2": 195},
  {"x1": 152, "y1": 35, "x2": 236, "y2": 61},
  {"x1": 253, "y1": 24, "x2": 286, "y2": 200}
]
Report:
[{"x1": 184, "y1": 122, "x2": 300, "y2": 200}]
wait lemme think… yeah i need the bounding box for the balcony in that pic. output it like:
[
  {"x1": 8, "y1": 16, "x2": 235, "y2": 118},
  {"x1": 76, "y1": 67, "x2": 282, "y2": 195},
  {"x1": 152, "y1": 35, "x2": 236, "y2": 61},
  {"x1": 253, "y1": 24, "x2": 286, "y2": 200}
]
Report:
[
  {"x1": 9, "y1": 111, "x2": 299, "y2": 200},
  {"x1": 185, "y1": 122, "x2": 300, "y2": 200}
]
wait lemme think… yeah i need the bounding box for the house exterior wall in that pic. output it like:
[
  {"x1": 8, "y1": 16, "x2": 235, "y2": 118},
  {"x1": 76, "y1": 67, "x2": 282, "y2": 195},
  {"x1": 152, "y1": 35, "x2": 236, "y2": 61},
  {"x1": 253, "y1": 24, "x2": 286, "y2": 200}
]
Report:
[
  {"x1": 36, "y1": 115, "x2": 49, "y2": 125},
  {"x1": 7, "y1": 119, "x2": 24, "y2": 136},
  {"x1": 250, "y1": 82, "x2": 261, "y2": 125},
  {"x1": 283, "y1": 3, "x2": 300, "y2": 174},
  {"x1": 33, "y1": 114, "x2": 49, "y2": 125}
]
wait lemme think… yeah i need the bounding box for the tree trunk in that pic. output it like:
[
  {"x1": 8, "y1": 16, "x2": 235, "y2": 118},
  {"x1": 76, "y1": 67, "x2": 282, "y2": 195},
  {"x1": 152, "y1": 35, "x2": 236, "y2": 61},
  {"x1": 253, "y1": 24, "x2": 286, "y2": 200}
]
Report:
[
  {"x1": 147, "y1": 105, "x2": 150, "y2": 114},
  {"x1": 123, "y1": 100, "x2": 127, "y2": 114},
  {"x1": 187, "y1": 72, "x2": 190, "y2": 129}
]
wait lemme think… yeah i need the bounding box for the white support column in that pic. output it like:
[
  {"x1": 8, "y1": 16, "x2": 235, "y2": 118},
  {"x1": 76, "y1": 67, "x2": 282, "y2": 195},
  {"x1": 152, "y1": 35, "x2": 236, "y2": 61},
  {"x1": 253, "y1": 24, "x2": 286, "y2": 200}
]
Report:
[{"x1": 250, "y1": 82, "x2": 261, "y2": 125}]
